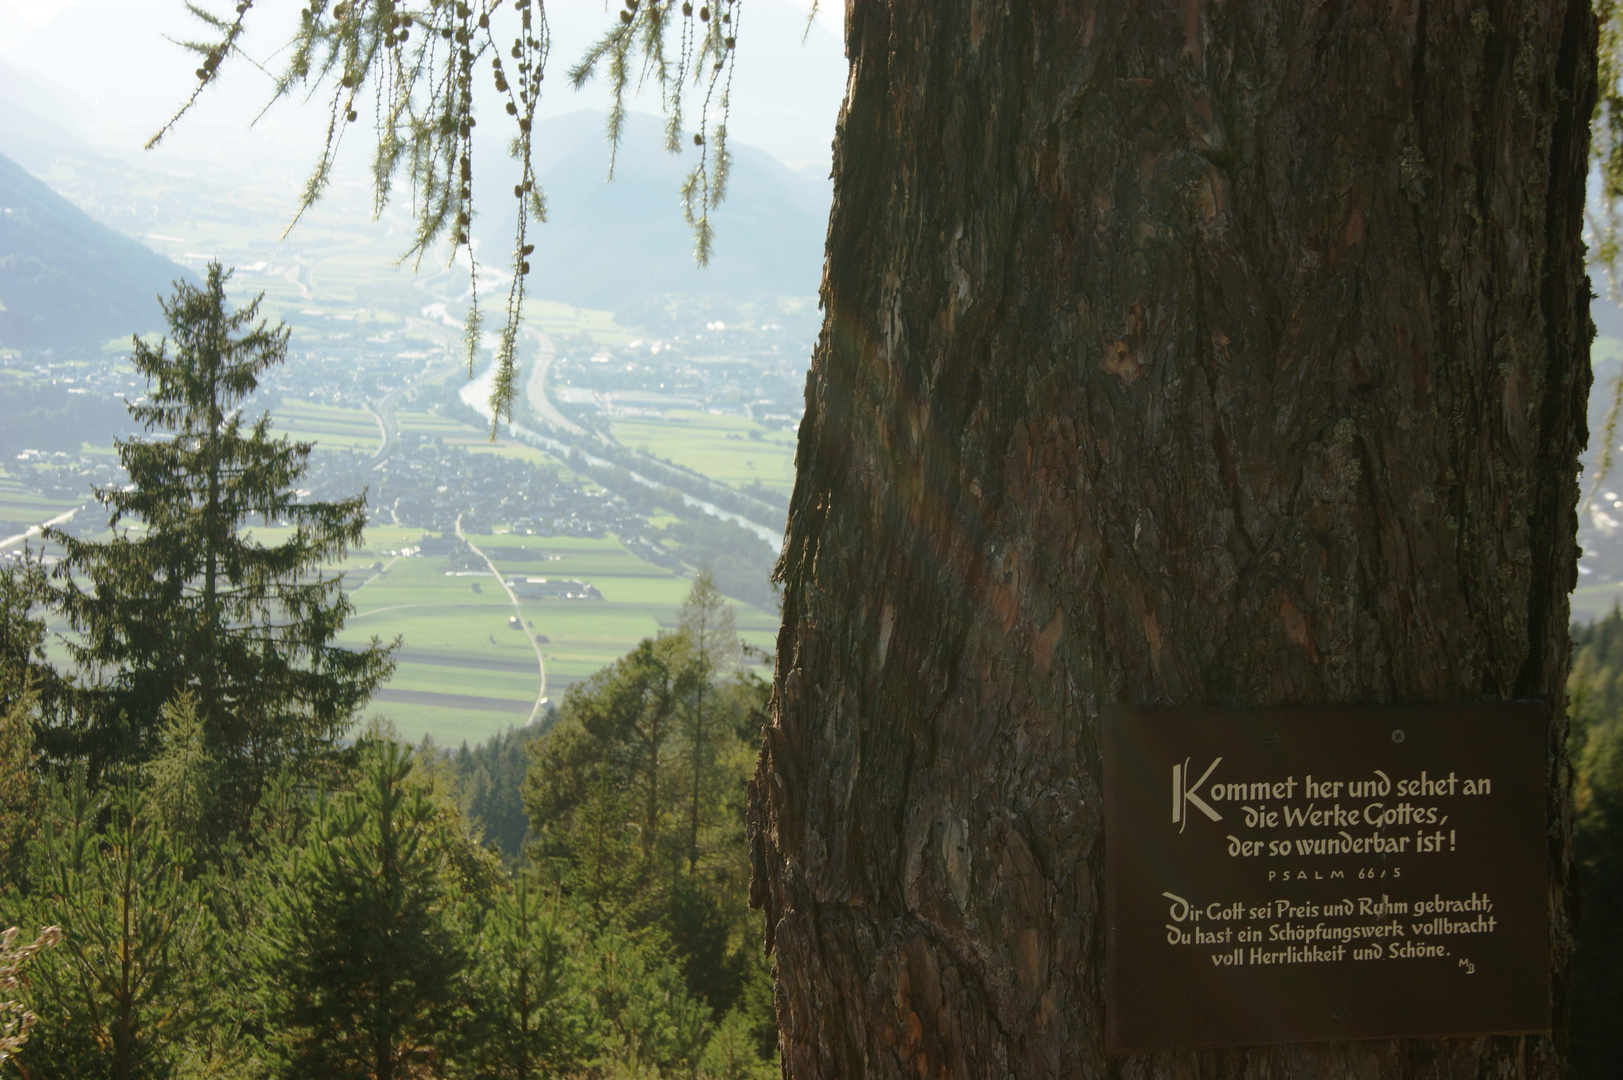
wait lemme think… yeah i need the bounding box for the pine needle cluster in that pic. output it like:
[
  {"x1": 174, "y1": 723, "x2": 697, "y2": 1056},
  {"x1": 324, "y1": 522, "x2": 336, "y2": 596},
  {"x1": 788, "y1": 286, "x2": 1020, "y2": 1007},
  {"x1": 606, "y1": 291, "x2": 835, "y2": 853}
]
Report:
[{"x1": 0, "y1": 923, "x2": 61, "y2": 1069}]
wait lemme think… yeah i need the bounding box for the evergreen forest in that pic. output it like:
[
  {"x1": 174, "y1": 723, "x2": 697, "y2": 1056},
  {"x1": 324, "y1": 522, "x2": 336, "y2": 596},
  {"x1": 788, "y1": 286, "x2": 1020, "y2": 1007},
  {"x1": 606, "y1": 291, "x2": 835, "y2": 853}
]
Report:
[{"x1": 0, "y1": 271, "x2": 779, "y2": 1079}]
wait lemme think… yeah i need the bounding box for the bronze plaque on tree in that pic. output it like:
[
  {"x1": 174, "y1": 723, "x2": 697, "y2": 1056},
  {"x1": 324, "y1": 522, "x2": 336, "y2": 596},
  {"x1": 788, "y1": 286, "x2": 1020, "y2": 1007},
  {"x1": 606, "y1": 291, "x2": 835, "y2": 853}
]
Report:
[{"x1": 1103, "y1": 703, "x2": 1550, "y2": 1051}]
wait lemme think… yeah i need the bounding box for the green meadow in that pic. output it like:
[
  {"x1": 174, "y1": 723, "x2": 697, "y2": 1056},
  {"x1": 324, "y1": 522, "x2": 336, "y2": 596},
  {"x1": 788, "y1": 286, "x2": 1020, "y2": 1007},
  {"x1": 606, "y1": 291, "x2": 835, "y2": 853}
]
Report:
[
  {"x1": 0, "y1": 475, "x2": 86, "y2": 537},
  {"x1": 610, "y1": 409, "x2": 797, "y2": 496},
  {"x1": 396, "y1": 408, "x2": 478, "y2": 439},
  {"x1": 274, "y1": 400, "x2": 383, "y2": 453},
  {"x1": 521, "y1": 299, "x2": 637, "y2": 344},
  {"x1": 1573, "y1": 582, "x2": 1623, "y2": 624},
  {"x1": 242, "y1": 522, "x2": 777, "y2": 747}
]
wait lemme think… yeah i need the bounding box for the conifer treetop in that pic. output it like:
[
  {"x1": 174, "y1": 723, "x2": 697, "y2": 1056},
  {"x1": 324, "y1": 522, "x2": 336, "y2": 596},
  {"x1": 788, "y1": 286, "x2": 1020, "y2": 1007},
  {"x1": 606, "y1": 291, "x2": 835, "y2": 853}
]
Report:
[{"x1": 45, "y1": 264, "x2": 395, "y2": 791}]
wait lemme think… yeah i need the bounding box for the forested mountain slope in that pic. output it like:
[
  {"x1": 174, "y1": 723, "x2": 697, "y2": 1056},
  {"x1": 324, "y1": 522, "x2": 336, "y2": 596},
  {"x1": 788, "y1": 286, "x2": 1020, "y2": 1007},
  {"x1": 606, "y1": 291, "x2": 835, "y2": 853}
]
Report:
[{"x1": 0, "y1": 152, "x2": 189, "y2": 350}]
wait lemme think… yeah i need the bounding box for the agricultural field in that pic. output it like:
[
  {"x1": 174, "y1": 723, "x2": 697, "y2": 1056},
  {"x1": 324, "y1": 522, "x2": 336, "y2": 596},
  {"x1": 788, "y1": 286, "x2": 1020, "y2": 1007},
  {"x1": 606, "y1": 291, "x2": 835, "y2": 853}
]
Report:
[
  {"x1": 296, "y1": 525, "x2": 776, "y2": 747},
  {"x1": 610, "y1": 409, "x2": 798, "y2": 496},
  {"x1": 521, "y1": 299, "x2": 636, "y2": 344},
  {"x1": 0, "y1": 472, "x2": 92, "y2": 541},
  {"x1": 135, "y1": 198, "x2": 442, "y2": 326},
  {"x1": 389, "y1": 406, "x2": 577, "y2": 473},
  {"x1": 1572, "y1": 582, "x2": 1623, "y2": 624},
  {"x1": 306, "y1": 404, "x2": 780, "y2": 745},
  {"x1": 393, "y1": 408, "x2": 556, "y2": 458},
  {"x1": 396, "y1": 407, "x2": 478, "y2": 440},
  {"x1": 274, "y1": 400, "x2": 383, "y2": 454}
]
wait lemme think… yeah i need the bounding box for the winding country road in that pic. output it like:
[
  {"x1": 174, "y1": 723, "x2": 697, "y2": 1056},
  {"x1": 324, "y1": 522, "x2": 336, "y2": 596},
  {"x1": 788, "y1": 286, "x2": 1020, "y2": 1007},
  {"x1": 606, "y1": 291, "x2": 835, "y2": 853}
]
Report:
[{"x1": 456, "y1": 512, "x2": 548, "y2": 725}]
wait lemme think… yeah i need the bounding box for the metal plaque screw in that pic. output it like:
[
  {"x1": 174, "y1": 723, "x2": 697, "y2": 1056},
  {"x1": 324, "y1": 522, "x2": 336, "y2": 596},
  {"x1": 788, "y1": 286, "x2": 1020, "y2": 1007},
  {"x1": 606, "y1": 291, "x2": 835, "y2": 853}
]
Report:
[
  {"x1": 1262, "y1": 731, "x2": 1279, "y2": 746},
  {"x1": 1391, "y1": 729, "x2": 1406, "y2": 744}
]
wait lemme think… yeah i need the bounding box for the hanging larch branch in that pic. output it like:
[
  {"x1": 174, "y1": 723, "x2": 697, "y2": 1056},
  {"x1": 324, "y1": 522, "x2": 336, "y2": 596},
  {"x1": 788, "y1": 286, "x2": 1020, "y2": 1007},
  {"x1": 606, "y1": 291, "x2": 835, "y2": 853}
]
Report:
[{"x1": 149, "y1": 0, "x2": 742, "y2": 431}]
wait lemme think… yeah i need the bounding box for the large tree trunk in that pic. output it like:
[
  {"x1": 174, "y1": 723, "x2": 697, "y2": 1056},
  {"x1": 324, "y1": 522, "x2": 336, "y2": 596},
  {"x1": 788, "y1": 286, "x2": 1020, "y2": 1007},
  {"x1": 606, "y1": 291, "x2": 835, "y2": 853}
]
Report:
[{"x1": 750, "y1": 3, "x2": 1596, "y2": 1077}]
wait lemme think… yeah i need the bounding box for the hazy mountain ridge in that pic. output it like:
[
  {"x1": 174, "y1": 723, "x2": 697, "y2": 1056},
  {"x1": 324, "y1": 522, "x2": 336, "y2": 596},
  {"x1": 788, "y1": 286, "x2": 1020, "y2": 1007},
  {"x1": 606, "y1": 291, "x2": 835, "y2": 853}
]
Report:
[
  {"x1": 1, "y1": 9, "x2": 833, "y2": 322},
  {"x1": 475, "y1": 110, "x2": 831, "y2": 311},
  {"x1": 0, "y1": 56, "x2": 99, "y2": 178},
  {"x1": 0, "y1": 150, "x2": 191, "y2": 349}
]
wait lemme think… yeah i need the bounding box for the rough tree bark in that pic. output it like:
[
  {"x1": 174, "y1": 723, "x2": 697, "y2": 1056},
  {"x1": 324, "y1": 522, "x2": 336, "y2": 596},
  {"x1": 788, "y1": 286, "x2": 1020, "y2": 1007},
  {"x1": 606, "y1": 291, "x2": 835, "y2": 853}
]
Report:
[{"x1": 750, "y1": 3, "x2": 1596, "y2": 1077}]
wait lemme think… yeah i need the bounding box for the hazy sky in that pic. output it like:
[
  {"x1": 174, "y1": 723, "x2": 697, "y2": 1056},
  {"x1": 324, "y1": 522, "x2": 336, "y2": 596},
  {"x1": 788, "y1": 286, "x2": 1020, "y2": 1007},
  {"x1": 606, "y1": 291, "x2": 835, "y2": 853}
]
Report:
[
  {"x1": 0, "y1": 0, "x2": 839, "y2": 33},
  {"x1": 0, "y1": 0, "x2": 846, "y2": 173},
  {"x1": 1, "y1": 0, "x2": 79, "y2": 29}
]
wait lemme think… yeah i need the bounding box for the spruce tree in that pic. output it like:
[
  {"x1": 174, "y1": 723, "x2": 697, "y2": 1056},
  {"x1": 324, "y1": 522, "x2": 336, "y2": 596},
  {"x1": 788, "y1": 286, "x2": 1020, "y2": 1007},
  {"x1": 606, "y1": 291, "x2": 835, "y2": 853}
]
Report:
[
  {"x1": 143, "y1": 693, "x2": 221, "y2": 855},
  {"x1": 463, "y1": 878, "x2": 594, "y2": 1080},
  {"x1": 261, "y1": 739, "x2": 466, "y2": 1080},
  {"x1": 45, "y1": 263, "x2": 395, "y2": 798}
]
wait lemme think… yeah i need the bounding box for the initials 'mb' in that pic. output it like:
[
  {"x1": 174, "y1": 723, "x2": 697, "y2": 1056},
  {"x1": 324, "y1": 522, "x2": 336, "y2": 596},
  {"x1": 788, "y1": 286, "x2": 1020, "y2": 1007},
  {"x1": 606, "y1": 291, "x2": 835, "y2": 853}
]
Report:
[{"x1": 1172, "y1": 758, "x2": 1223, "y2": 832}]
